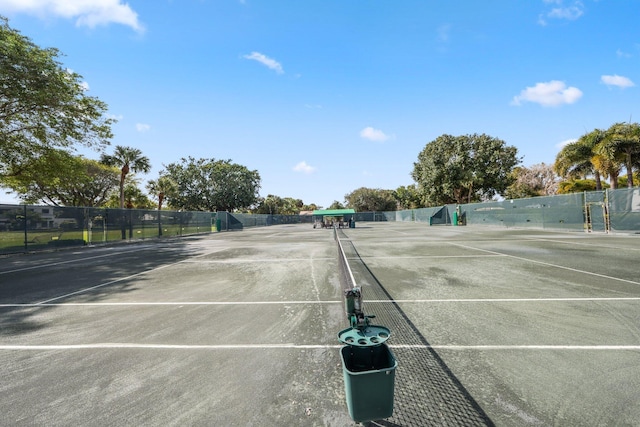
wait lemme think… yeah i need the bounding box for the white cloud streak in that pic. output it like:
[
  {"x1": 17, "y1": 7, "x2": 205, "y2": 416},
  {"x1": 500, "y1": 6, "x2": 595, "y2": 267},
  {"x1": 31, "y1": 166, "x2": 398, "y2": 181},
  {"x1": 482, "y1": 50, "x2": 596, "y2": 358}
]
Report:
[
  {"x1": 0, "y1": 0, "x2": 144, "y2": 32},
  {"x1": 293, "y1": 161, "x2": 316, "y2": 174},
  {"x1": 538, "y1": 0, "x2": 584, "y2": 26},
  {"x1": 359, "y1": 127, "x2": 390, "y2": 142},
  {"x1": 601, "y1": 75, "x2": 635, "y2": 89},
  {"x1": 243, "y1": 52, "x2": 284, "y2": 74},
  {"x1": 511, "y1": 80, "x2": 583, "y2": 107},
  {"x1": 136, "y1": 123, "x2": 150, "y2": 132}
]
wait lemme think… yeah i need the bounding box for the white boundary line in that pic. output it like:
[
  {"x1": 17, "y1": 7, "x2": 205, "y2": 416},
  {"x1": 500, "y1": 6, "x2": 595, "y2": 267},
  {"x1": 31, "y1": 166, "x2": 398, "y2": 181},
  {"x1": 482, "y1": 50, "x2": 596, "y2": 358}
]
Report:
[
  {"x1": 0, "y1": 250, "x2": 142, "y2": 275},
  {"x1": 1, "y1": 343, "x2": 639, "y2": 351},
  {"x1": 448, "y1": 242, "x2": 640, "y2": 286},
  {"x1": 34, "y1": 249, "x2": 225, "y2": 305},
  {"x1": 3, "y1": 297, "x2": 640, "y2": 308}
]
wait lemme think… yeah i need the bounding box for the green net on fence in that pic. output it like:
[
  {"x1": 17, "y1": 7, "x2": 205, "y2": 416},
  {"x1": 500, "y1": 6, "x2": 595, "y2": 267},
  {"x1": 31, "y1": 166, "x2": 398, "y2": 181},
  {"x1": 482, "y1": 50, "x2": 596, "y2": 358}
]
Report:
[
  {"x1": 461, "y1": 193, "x2": 585, "y2": 230},
  {"x1": 609, "y1": 187, "x2": 640, "y2": 232},
  {"x1": 0, "y1": 205, "x2": 213, "y2": 255}
]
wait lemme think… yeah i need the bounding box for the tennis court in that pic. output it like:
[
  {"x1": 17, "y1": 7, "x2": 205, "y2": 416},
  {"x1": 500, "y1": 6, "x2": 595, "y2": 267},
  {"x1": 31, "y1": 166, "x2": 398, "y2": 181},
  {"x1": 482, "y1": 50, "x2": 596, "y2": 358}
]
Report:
[{"x1": 1, "y1": 223, "x2": 639, "y2": 426}]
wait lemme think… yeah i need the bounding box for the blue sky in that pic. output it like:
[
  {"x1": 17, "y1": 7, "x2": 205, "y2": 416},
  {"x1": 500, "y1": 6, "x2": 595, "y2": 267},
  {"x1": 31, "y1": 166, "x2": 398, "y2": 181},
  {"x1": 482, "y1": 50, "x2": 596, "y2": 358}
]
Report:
[{"x1": 1, "y1": 0, "x2": 639, "y2": 208}]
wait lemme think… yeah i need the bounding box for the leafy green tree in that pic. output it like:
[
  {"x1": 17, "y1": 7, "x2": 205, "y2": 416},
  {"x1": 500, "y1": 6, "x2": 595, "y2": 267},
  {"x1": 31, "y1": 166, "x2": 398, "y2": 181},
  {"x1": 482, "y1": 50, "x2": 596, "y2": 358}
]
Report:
[
  {"x1": 557, "y1": 179, "x2": 603, "y2": 194},
  {"x1": 412, "y1": 134, "x2": 520, "y2": 205},
  {"x1": 2, "y1": 149, "x2": 119, "y2": 206},
  {"x1": 505, "y1": 163, "x2": 558, "y2": 199},
  {"x1": 394, "y1": 184, "x2": 423, "y2": 209},
  {"x1": 554, "y1": 131, "x2": 605, "y2": 191},
  {"x1": 254, "y1": 194, "x2": 282, "y2": 214},
  {"x1": 602, "y1": 122, "x2": 640, "y2": 188},
  {"x1": 345, "y1": 187, "x2": 397, "y2": 212},
  {"x1": 0, "y1": 17, "x2": 114, "y2": 181},
  {"x1": 328, "y1": 200, "x2": 345, "y2": 210},
  {"x1": 101, "y1": 145, "x2": 151, "y2": 209},
  {"x1": 146, "y1": 176, "x2": 178, "y2": 211},
  {"x1": 162, "y1": 157, "x2": 261, "y2": 211},
  {"x1": 105, "y1": 180, "x2": 154, "y2": 209},
  {"x1": 253, "y1": 195, "x2": 304, "y2": 215},
  {"x1": 301, "y1": 203, "x2": 320, "y2": 211}
]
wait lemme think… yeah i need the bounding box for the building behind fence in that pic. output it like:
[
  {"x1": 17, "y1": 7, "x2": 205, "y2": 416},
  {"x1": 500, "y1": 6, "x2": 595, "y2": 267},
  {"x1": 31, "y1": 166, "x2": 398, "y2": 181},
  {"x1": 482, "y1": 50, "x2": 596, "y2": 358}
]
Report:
[{"x1": 2, "y1": 187, "x2": 638, "y2": 255}]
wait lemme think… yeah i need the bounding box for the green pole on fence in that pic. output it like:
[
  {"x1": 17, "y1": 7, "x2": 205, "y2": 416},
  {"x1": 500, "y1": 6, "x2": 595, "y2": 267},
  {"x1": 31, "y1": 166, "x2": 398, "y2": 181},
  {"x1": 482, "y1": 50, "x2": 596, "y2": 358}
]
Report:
[{"x1": 23, "y1": 204, "x2": 28, "y2": 252}]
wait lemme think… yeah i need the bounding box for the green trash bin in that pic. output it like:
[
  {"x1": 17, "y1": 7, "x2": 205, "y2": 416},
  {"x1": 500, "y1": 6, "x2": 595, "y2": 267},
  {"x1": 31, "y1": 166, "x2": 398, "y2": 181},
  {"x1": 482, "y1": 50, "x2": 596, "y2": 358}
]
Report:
[
  {"x1": 216, "y1": 218, "x2": 221, "y2": 232},
  {"x1": 338, "y1": 325, "x2": 397, "y2": 423}
]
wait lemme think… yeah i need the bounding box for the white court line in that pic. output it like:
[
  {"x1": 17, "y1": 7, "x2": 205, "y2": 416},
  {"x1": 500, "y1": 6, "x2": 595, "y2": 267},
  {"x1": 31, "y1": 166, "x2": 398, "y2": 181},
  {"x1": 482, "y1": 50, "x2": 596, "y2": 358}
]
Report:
[
  {"x1": 180, "y1": 258, "x2": 334, "y2": 263},
  {"x1": 0, "y1": 301, "x2": 343, "y2": 307},
  {"x1": 392, "y1": 345, "x2": 640, "y2": 350},
  {"x1": 3, "y1": 297, "x2": 640, "y2": 308},
  {"x1": 351, "y1": 254, "x2": 505, "y2": 259},
  {"x1": 448, "y1": 242, "x2": 640, "y2": 286},
  {"x1": 522, "y1": 236, "x2": 640, "y2": 252},
  {"x1": 1, "y1": 343, "x2": 639, "y2": 351},
  {"x1": 0, "y1": 249, "x2": 143, "y2": 275},
  {"x1": 0, "y1": 344, "x2": 341, "y2": 350},
  {"x1": 34, "y1": 249, "x2": 225, "y2": 305}
]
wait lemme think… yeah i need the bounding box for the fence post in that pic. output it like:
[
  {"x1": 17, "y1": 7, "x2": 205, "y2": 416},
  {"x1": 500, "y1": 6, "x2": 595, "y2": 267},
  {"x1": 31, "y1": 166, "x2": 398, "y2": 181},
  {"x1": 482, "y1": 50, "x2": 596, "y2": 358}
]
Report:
[{"x1": 23, "y1": 204, "x2": 28, "y2": 252}]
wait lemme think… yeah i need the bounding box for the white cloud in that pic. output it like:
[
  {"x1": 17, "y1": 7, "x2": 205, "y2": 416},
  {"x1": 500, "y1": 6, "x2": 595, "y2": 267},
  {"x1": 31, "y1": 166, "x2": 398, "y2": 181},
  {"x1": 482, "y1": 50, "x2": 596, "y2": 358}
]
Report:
[
  {"x1": 293, "y1": 161, "x2": 316, "y2": 174},
  {"x1": 538, "y1": 0, "x2": 584, "y2": 26},
  {"x1": 616, "y1": 49, "x2": 632, "y2": 59},
  {"x1": 601, "y1": 74, "x2": 635, "y2": 89},
  {"x1": 511, "y1": 80, "x2": 583, "y2": 107},
  {"x1": 0, "y1": 0, "x2": 144, "y2": 32},
  {"x1": 359, "y1": 126, "x2": 390, "y2": 142},
  {"x1": 136, "y1": 123, "x2": 150, "y2": 132},
  {"x1": 243, "y1": 52, "x2": 284, "y2": 74},
  {"x1": 437, "y1": 24, "x2": 451, "y2": 43},
  {"x1": 79, "y1": 81, "x2": 90, "y2": 91}
]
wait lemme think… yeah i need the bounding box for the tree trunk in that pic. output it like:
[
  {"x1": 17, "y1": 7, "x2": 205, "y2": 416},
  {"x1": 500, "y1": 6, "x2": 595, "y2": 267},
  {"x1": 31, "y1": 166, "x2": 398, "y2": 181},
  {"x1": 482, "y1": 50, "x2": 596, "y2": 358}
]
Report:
[{"x1": 594, "y1": 172, "x2": 602, "y2": 191}]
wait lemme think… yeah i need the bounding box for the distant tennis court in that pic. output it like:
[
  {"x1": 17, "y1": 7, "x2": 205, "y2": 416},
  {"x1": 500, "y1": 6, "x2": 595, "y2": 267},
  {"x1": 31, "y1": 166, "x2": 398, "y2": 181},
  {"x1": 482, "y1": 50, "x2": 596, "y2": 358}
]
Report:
[{"x1": 1, "y1": 223, "x2": 639, "y2": 426}]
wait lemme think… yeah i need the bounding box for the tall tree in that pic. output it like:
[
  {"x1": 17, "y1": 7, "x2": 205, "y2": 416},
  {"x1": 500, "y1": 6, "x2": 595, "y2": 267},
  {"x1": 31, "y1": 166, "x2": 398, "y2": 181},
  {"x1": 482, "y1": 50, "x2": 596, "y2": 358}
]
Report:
[
  {"x1": 162, "y1": 157, "x2": 261, "y2": 212},
  {"x1": 394, "y1": 184, "x2": 423, "y2": 210},
  {"x1": 345, "y1": 187, "x2": 397, "y2": 212},
  {"x1": 505, "y1": 163, "x2": 559, "y2": 199},
  {"x1": 106, "y1": 181, "x2": 154, "y2": 209},
  {"x1": 412, "y1": 134, "x2": 520, "y2": 205},
  {"x1": 604, "y1": 122, "x2": 640, "y2": 188},
  {"x1": 101, "y1": 145, "x2": 151, "y2": 209},
  {"x1": 554, "y1": 131, "x2": 605, "y2": 191},
  {"x1": 147, "y1": 176, "x2": 178, "y2": 211},
  {"x1": 2, "y1": 149, "x2": 119, "y2": 206},
  {"x1": 0, "y1": 17, "x2": 114, "y2": 180}
]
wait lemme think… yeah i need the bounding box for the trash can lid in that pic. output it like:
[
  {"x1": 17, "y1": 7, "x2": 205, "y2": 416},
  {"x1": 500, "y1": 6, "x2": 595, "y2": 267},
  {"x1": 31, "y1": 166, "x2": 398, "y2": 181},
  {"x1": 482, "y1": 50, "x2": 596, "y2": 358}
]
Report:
[{"x1": 338, "y1": 325, "x2": 391, "y2": 347}]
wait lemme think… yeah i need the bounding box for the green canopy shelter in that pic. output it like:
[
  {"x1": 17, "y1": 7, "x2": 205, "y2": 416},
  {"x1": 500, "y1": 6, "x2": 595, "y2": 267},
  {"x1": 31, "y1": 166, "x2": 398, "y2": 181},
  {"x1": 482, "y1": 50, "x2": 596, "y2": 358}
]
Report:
[{"x1": 312, "y1": 209, "x2": 356, "y2": 228}]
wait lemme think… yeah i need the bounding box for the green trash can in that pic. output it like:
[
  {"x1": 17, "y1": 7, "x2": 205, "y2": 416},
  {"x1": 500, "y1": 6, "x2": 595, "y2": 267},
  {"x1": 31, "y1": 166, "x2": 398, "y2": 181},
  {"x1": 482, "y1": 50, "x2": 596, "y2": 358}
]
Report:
[
  {"x1": 338, "y1": 325, "x2": 397, "y2": 423},
  {"x1": 216, "y1": 218, "x2": 221, "y2": 232}
]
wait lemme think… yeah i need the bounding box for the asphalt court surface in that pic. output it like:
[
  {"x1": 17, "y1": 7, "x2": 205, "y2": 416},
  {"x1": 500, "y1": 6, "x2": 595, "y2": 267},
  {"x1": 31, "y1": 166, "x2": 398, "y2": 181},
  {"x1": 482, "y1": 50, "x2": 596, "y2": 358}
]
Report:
[{"x1": 1, "y1": 223, "x2": 640, "y2": 426}]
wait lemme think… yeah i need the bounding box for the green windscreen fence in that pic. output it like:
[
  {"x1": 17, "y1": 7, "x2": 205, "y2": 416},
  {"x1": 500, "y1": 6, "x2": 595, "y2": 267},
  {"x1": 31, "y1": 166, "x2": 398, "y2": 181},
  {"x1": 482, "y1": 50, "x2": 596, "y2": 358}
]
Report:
[
  {"x1": 0, "y1": 205, "x2": 213, "y2": 255},
  {"x1": 461, "y1": 193, "x2": 586, "y2": 230},
  {"x1": 609, "y1": 187, "x2": 640, "y2": 232},
  {"x1": 387, "y1": 188, "x2": 640, "y2": 232},
  {"x1": 3, "y1": 188, "x2": 638, "y2": 255}
]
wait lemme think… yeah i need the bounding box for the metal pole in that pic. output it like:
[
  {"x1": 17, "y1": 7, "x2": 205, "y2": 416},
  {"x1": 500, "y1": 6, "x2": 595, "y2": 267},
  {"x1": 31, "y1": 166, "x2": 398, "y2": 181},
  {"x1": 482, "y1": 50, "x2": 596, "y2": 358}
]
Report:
[{"x1": 23, "y1": 204, "x2": 27, "y2": 252}]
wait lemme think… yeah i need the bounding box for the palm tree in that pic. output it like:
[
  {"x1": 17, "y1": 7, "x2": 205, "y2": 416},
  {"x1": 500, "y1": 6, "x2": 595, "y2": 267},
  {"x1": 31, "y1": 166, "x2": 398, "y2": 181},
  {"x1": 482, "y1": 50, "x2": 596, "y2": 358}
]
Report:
[
  {"x1": 554, "y1": 130, "x2": 605, "y2": 190},
  {"x1": 147, "y1": 176, "x2": 177, "y2": 211},
  {"x1": 101, "y1": 146, "x2": 151, "y2": 209},
  {"x1": 604, "y1": 122, "x2": 640, "y2": 188}
]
